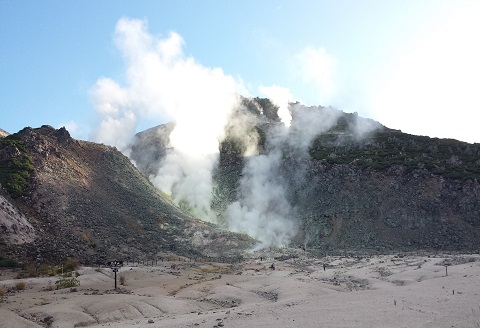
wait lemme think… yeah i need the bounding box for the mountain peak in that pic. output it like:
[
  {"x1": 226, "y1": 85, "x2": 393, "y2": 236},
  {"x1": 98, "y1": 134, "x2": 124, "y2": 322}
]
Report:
[{"x1": 0, "y1": 128, "x2": 10, "y2": 138}]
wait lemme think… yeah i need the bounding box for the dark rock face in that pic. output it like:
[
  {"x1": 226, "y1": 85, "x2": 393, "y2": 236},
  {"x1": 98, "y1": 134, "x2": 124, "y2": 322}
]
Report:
[{"x1": 295, "y1": 162, "x2": 480, "y2": 251}]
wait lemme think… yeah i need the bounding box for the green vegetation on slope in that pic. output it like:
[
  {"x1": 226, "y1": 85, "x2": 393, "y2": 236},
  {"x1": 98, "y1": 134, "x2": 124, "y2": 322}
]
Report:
[
  {"x1": 0, "y1": 133, "x2": 34, "y2": 197},
  {"x1": 0, "y1": 255, "x2": 18, "y2": 267},
  {"x1": 309, "y1": 130, "x2": 480, "y2": 181}
]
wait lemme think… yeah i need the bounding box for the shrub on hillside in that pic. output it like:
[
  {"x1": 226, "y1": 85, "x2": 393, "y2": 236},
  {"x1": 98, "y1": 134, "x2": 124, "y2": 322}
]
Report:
[
  {"x1": 63, "y1": 258, "x2": 80, "y2": 272},
  {"x1": 0, "y1": 135, "x2": 34, "y2": 198},
  {"x1": 55, "y1": 277, "x2": 80, "y2": 290},
  {"x1": 15, "y1": 281, "x2": 26, "y2": 290},
  {"x1": 0, "y1": 256, "x2": 17, "y2": 268}
]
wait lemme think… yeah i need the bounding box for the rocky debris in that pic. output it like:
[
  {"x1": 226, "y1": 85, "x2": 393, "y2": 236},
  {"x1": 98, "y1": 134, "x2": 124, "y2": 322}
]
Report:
[
  {"x1": 103, "y1": 288, "x2": 133, "y2": 294},
  {"x1": 0, "y1": 192, "x2": 36, "y2": 245},
  {"x1": 83, "y1": 288, "x2": 102, "y2": 295},
  {"x1": 319, "y1": 273, "x2": 370, "y2": 291},
  {"x1": 376, "y1": 267, "x2": 393, "y2": 277},
  {"x1": 199, "y1": 297, "x2": 240, "y2": 308},
  {"x1": 253, "y1": 290, "x2": 278, "y2": 302}
]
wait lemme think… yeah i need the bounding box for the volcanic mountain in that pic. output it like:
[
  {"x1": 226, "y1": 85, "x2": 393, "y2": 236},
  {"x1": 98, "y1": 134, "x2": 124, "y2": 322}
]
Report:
[
  {"x1": 0, "y1": 126, "x2": 253, "y2": 265},
  {"x1": 131, "y1": 98, "x2": 480, "y2": 253},
  {"x1": 2, "y1": 99, "x2": 480, "y2": 266}
]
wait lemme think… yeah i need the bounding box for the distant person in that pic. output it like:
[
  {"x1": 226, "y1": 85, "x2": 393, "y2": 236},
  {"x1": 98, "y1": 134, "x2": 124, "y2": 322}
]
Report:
[{"x1": 270, "y1": 262, "x2": 275, "y2": 270}]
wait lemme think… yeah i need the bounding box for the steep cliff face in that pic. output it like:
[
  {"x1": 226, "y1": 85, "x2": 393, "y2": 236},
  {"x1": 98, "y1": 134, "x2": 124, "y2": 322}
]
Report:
[
  {"x1": 296, "y1": 162, "x2": 480, "y2": 251},
  {"x1": 0, "y1": 126, "x2": 254, "y2": 264},
  {"x1": 131, "y1": 100, "x2": 480, "y2": 252}
]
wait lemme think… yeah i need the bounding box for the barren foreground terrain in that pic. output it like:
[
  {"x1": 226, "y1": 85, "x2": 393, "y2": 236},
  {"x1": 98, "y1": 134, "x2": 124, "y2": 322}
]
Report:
[{"x1": 1, "y1": 252, "x2": 480, "y2": 328}]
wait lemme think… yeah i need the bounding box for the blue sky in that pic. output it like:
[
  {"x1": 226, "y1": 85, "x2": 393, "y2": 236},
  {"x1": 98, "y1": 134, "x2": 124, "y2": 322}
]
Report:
[{"x1": 1, "y1": 1, "x2": 479, "y2": 143}]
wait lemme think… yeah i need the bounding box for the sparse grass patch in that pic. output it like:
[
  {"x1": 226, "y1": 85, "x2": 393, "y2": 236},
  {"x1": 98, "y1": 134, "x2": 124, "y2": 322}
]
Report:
[
  {"x1": 63, "y1": 258, "x2": 80, "y2": 272},
  {"x1": 38, "y1": 263, "x2": 54, "y2": 276},
  {"x1": 15, "y1": 281, "x2": 26, "y2": 290},
  {"x1": 62, "y1": 271, "x2": 73, "y2": 278},
  {"x1": 55, "y1": 277, "x2": 80, "y2": 290},
  {"x1": 24, "y1": 262, "x2": 37, "y2": 277}
]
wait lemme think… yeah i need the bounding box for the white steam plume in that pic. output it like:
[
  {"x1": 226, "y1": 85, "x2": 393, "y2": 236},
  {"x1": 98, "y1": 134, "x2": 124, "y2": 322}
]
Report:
[
  {"x1": 227, "y1": 103, "x2": 341, "y2": 246},
  {"x1": 227, "y1": 138, "x2": 296, "y2": 246},
  {"x1": 90, "y1": 18, "x2": 243, "y2": 217},
  {"x1": 295, "y1": 47, "x2": 337, "y2": 106},
  {"x1": 259, "y1": 85, "x2": 293, "y2": 126}
]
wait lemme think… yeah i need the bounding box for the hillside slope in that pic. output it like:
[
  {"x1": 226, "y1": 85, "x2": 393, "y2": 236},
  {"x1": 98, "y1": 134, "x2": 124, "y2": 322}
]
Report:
[{"x1": 0, "y1": 126, "x2": 253, "y2": 264}]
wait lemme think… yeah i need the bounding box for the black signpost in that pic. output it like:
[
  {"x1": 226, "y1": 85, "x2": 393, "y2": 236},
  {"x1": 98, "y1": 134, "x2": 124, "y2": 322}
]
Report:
[{"x1": 107, "y1": 260, "x2": 123, "y2": 289}]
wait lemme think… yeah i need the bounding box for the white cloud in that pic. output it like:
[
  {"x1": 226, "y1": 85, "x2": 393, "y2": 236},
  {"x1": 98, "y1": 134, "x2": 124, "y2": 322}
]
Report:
[
  {"x1": 295, "y1": 47, "x2": 337, "y2": 106},
  {"x1": 370, "y1": 2, "x2": 480, "y2": 143},
  {"x1": 57, "y1": 121, "x2": 89, "y2": 141}
]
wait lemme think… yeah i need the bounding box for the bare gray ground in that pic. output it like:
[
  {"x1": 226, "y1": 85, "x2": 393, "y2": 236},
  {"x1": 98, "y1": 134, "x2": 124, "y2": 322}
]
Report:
[{"x1": 1, "y1": 253, "x2": 479, "y2": 328}]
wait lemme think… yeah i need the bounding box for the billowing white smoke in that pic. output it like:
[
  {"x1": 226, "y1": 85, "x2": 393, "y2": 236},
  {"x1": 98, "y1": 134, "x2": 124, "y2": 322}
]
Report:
[
  {"x1": 227, "y1": 102, "x2": 341, "y2": 247},
  {"x1": 89, "y1": 18, "x2": 350, "y2": 246},
  {"x1": 227, "y1": 135, "x2": 295, "y2": 246},
  {"x1": 90, "y1": 18, "x2": 242, "y2": 217},
  {"x1": 259, "y1": 85, "x2": 293, "y2": 126}
]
